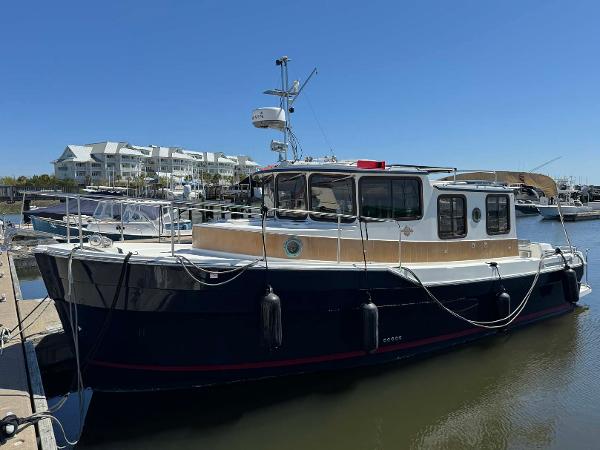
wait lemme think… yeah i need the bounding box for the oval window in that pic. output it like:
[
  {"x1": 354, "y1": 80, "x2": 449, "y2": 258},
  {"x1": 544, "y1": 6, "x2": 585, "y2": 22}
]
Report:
[{"x1": 472, "y1": 207, "x2": 482, "y2": 223}]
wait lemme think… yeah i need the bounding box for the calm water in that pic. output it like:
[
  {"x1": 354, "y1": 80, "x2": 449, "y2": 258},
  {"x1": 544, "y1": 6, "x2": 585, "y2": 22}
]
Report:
[
  {"x1": 5, "y1": 212, "x2": 49, "y2": 299},
  {"x1": 41, "y1": 217, "x2": 600, "y2": 449},
  {"x1": 16, "y1": 266, "x2": 48, "y2": 299},
  {"x1": 2, "y1": 213, "x2": 22, "y2": 226}
]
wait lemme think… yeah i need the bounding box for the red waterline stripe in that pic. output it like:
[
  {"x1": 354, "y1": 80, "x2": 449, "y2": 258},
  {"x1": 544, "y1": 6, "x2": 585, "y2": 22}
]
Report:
[{"x1": 90, "y1": 303, "x2": 573, "y2": 373}]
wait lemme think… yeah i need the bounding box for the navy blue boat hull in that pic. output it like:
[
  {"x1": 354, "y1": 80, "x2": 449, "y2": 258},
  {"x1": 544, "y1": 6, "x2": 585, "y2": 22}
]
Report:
[{"x1": 35, "y1": 252, "x2": 581, "y2": 391}]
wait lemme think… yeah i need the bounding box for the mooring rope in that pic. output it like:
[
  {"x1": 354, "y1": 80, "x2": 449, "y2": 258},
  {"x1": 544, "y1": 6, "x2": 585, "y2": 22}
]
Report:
[
  {"x1": 65, "y1": 247, "x2": 84, "y2": 446},
  {"x1": 176, "y1": 255, "x2": 261, "y2": 287},
  {"x1": 391, "y1": 251, "x2": 555, "y2": 329},
  {"x1": 7, "y1": 296, "x2": 53, "y2": 342}
]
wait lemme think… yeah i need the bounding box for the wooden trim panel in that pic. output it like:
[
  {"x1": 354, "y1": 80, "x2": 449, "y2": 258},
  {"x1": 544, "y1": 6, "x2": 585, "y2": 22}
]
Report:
[{"x1": 193, "y1": 227, "x2": 519, "y2": 263}]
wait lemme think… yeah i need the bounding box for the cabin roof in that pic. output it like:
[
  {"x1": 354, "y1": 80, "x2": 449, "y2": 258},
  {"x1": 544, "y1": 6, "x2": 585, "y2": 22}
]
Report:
[
  {"x1": 257, "y1": 165, "x2": 430, "y2": 176},
  {"x1": 255, "y1": 160, "x2": 456, "y2": 176}
]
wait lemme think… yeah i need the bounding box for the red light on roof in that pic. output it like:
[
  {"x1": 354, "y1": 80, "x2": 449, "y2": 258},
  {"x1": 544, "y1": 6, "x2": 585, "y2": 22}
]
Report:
[{"x1": 357, "y1": 160, "x2": 386, "y2": 170}]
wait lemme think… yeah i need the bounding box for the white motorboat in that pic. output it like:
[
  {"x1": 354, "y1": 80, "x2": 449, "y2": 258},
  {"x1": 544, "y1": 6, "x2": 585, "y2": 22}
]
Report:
[{"x1": 32, "y1": 199, "x2": 193, "y2": 240}]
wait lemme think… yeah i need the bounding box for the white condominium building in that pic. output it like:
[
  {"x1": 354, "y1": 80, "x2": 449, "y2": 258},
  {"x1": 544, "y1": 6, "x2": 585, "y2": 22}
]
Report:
[{"x1": 53, "y1": 141, "x2": 260, "y2": 185}]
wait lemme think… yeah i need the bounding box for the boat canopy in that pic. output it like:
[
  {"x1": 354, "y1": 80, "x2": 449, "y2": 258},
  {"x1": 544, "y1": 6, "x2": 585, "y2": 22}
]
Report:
[
  {"x1": 23, "y1": 199, "x2": 100, "y2": 221},
  {"x1": 93, "y1": 200, "x2": 163, "y2": 222}
]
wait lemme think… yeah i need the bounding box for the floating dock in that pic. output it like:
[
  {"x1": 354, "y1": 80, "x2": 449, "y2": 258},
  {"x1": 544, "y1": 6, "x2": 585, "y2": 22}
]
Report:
[
  {"x1": 0, "y1": 249, "x2": 56, "y2": 450},
  {"x1": 563, "y1": 211, "x2": 600, "y2": 221}
]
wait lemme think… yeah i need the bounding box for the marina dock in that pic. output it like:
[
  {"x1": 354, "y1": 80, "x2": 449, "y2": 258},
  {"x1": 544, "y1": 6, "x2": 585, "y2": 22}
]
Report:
[
  {"x1": 562, "y1": 211, "x2": 600, "y2": 221},
  {"x1": 0, "y1": 249, "x2": 56, "y2": 450}
]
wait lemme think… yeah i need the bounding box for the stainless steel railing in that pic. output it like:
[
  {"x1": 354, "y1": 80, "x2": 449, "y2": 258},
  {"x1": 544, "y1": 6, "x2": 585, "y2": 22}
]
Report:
[{"x1": 21, "y1": 191, "x2": 578, "y2": 268}]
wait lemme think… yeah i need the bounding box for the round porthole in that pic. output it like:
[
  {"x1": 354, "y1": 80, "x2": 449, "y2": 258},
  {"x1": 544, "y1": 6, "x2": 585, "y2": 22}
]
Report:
[
  {"x1": 472, "y1": 207, "x2": 482, "y2": 223},
  {"x1": 284, "y1": 237, "x2": 303, "y2": 258}
]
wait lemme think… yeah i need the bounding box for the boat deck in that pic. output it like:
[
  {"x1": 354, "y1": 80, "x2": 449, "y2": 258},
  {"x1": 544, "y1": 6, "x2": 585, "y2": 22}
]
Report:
[{"x1": 34, "y1": 240, "x2": 579, "y2": 287}]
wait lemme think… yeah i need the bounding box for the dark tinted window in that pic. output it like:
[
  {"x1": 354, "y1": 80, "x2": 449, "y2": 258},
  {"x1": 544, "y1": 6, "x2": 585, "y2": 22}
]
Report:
[
  {"x1": 276, "y1": 173, "x2": 307, "y2": 219},
  {"x1": 486, "y1": 195, "x2": 510, "y2": 234},
  {"x1": 309, "y1": 174, "x2": 355, "y2": 222},
  {"x1": 438, "y1": 195, "x2": 467, "y2": 239},
  {"x1": 360, "y1": 177, "x2": 421, "y2": 220}
]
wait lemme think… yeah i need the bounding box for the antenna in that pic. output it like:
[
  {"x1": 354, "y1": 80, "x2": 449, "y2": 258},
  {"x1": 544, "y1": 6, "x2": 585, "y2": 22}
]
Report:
[
  {"x1": 252, "y1": 56, "x2": 317, "y2": 162},
  {"x1": 529, "y1": 156, "x2": 562, "y2": 173},
  {"x1": 289, "y1": 68, "x2": 318, "y2": 106}
]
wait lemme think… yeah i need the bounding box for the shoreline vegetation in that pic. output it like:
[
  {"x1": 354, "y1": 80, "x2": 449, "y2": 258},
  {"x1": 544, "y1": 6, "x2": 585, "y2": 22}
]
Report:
[
  {"x1": 0, "y1": 174, "x2": 72, "y2": 215},
  {"x1": 1, "y1": 174, "x2": 77, "y2": 189},
  {"x1": 1, "y1": 173, "x2": 230, "y2": 191},
  {"x1": 0, "y1": 199, "x2": 58, "y2": 215}
]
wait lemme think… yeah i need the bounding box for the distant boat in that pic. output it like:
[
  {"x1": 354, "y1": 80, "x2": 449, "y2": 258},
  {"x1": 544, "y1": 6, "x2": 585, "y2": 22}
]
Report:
[
  {"x1": 31, "y1": 199, "x2": 192, "y2": 240},
  {"x1": 514, "y1": 199, "x2": 540, "y2": 216},
  {"x1": 537, "y1": 201, "x2": 600, "y2": 219},
  {"x1": 536, "y1": 177, "x2": 600, "y2": 220}
]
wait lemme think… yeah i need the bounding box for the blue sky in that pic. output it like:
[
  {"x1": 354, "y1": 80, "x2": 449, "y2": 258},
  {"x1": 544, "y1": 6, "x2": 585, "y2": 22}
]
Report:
[{"x1": 1, "y1": 0, "x2": 599, "y2": 182}]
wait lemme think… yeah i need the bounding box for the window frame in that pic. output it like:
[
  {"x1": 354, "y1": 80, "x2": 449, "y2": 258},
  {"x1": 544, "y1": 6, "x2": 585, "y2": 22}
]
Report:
[
  {"x1": 260, "y1": 175, "x2": 275, "y2": 217},
  {"x1": 275, "y1": 172, "x2": 308, "y2": 220},
  {"x1": 485, "y1": 194, "x2": 511, "y2": 235},
  {"x1": 437, "y1": 194, "x2": 468, "y2": 240},
  {"x1": 308, "y1": 173, "x2": 357, "y2": 223},
  {"x1": 358, "y1": 176, "x2": 423, "y2": 221}
]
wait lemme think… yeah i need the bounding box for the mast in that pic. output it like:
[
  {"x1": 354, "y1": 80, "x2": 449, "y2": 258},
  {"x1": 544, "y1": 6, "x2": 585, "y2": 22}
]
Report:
[
  {"x1": 252, "y1": 56, "x2": 317, "y2": 163},
  {"x1": 278, "y1": 56, "x2": 290, "y2": 161}
]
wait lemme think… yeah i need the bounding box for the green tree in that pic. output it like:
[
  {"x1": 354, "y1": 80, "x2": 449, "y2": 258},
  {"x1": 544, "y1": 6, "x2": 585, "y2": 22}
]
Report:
[{"x1": 0, "y1": 176, "x2": 16, "y2": 185}]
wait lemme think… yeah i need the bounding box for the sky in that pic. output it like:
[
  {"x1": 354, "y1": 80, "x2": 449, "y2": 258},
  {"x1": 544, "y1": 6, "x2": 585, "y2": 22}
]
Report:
[{"x1": 0, "y1": 0, "x2": 599, "y2": 182}]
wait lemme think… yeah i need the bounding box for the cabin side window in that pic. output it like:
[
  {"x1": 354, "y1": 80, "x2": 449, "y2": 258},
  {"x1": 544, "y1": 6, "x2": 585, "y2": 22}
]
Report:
[
  {"x1": 486, "y1": 194, "x2": 510, "y2": 235},
  {"x1": 276, "y1": 173, "x2": 307, "y2": 219},
  {"x1": 438, "y1": 195, "x2": 467, "y2": 239},
  {"x1": 359, "y1": 177, "x2": 422, "y2": 220},
  {"x1": 309, "y1": 174, "x2": 356, "y2": 222}
]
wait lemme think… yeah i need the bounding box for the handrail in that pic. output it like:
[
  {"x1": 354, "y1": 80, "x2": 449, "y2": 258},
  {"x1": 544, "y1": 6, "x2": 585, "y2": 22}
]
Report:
[{"x1": 19, "y1": 190, "x2": 580, "y2": 265}]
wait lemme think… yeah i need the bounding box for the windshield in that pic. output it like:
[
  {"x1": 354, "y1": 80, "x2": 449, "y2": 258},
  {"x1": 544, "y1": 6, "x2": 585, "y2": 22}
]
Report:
[
  {"x1": 122, "y1": 204, "x2": 161, "y2": 222},
  {"x1": 93, "y1": 201, "x2": 120, "y2": 220},
  {"x1": 276, "y1": 173, "x2": 307, "y2": 219},
  {"x1": 309, "y1": 174, "x2": 355, "y2": 222}
]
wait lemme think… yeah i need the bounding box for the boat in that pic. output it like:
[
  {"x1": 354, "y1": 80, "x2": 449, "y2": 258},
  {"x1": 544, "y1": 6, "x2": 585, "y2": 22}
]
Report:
[
  {"x1": 31, "y1": 198, "x2": 192, "y2": 241},
  {"x1": 535, "y1": 177, "x2": 600, "y2": 219},
  {"x1": 514, "y1": 199, "x2": 540, "y2": 216},
  {"x1": 166, "y1": 183, "x2": 206, "y2": 201},
  {"x1": 82, "y1": 186, "x2": 129, "y2": 196},
  {"x1": 507, "y1": 183, "x2": 542, "y2": 216},
  {"x1": 33, "y1": 56, "x2": 591, "y2": 392}
]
